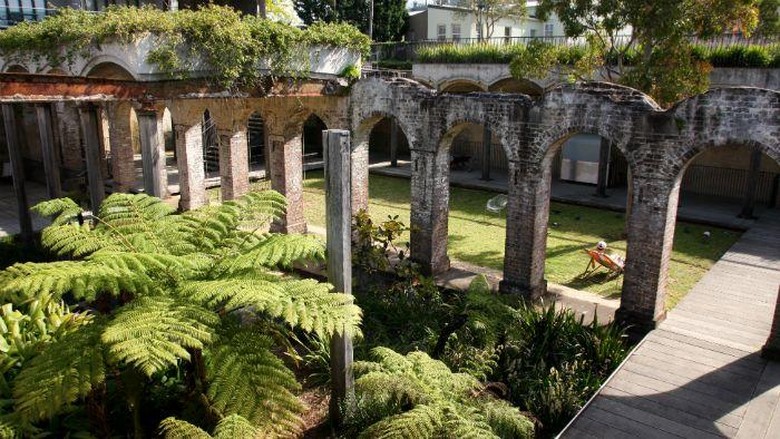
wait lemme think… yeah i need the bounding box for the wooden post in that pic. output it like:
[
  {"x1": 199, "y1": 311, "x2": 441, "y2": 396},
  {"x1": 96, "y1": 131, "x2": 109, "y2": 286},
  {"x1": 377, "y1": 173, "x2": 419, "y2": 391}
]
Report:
[
  {"x1": 739, "y1": 146, "x2": 762, "y2": 219},
  {"x1": 78, "y1": 104, "x2": 106, "y2": 211},
  {"x1": 324, "y1": 129, "x2": 354, "y2": 427},
  {"x1": 137, "y1": 110, "x2": 168, "y2": 198},
  {"x1": 595, "y1": 137, "x2": 611, "y2": 197},
  {"x1": 389, "y1": 119, "x2": 398, "y2": 167},
  {"x1": 36, "y1": 104, "x2": 62, "y2": 199},
  {"x1": 481, "y1": 126, "x2": 492, "y2": 181},
  {"x1": 2, "y1": 104, "x2": 33, "y2": 243}
]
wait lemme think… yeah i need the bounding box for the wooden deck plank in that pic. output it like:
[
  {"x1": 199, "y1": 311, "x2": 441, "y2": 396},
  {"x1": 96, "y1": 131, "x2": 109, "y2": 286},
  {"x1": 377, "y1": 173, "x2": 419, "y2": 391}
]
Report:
[
  {"x1": 651, "y1": 329, "x2": 758, "y2": 359},
  {"x1": 735, "y1": 362, "x2": 780, "y2": 439},
  {"x1": 645, "y1": 333, "x2": 764, "y2": 366},
  {"x1": 580, "y1": 406, "x2": 682, "y2": 439}
]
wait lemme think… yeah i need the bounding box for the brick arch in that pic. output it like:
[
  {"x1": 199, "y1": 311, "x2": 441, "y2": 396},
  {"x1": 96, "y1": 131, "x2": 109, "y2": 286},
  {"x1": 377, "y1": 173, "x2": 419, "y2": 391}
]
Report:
[
  {"x1": 439, "y1": 115, "x2": 519, "y2": 163},
  {"x1": 439, "y1": 79, "x2": 487, "y2": 93},
  {"x1": 488, "y1": 77, "x2": 545, "y2": 96},
  {"x1": 4, "y1": 64, "x2": 29, "y2": 73},
  {"x1": 532, "y1": 123, "x2": 634, "y2": 175},
  {"x1": 353, "y1": 110, "x2": 415, "y2": 153},
  {"x1": 80, "y1": 56, "x2": 138, "y2": 80}
]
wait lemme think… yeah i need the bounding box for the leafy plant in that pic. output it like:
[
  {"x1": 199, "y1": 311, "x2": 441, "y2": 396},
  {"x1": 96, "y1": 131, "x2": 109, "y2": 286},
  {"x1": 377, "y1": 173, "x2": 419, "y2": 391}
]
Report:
[
  {"x1": 0, "y1": 191, "x2": 361, "y2": 437},
  {"x1": 497, "y1": 303, "x2": 627, "y2": 437},
  {"x1": 0, "y1": 5, "x2": 370, "y2": 89},
  {"x1": 343, "y1": 347, "x2": 534, "y2": 438}
]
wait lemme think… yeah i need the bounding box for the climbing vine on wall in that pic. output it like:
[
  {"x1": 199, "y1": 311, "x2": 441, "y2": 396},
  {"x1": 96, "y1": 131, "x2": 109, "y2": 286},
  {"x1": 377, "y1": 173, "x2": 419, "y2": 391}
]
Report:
[{"x1": 0, "y1": 5, "x2": 370, "y2": 89}]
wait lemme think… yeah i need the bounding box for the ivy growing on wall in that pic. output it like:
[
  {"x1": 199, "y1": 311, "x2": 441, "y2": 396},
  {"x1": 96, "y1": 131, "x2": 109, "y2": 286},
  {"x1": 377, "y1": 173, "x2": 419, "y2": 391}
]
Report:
[{"x1": 0, "y1": 5, "x2": 370, "y2": 89}]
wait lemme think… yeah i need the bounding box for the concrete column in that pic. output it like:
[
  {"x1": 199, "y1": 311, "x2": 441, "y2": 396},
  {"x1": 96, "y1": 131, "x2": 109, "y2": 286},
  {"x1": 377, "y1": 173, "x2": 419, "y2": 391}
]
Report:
[
  {"x1": 499, "y1": 162, "x2": 549, "y2": 299},
  {"x1": 106, "y1": 103, "x2": 136, "y2": 193},
  {"x1": 739, "y1": 146, "x2": 762, "y2": 219},
  {"x1": 35, "y1": 104, "x2": 62, "y2": 199},
  {"x1": 595, "y1": 137, "x2": 611, "y2": 197},
  {"x1": 323, "y1": 130, "x2": 354, "y2": 426},
  {"x1": 616, "y1": 175, "x2": 678, "y2": 338},
  {"x1": 137, "y1": 110, "x2": 168, "y2": 199},
  {"x1": 174, "y1": 123, "x2": 207, "y2": 210},
  {"x1": 481, "y1": 126, "x2": 492, "y2": 181},
  {"x1": 78, "y1": 104, "x2": 106, "y2": 211},
  {"x1": 389, "y1": 119, "x2": 399, "y2": 167},
  {"x1": 409, "y1": 148, "x2": 450, "y2": 274},
  {"x1": 218, "y1": 127, "x2": 250, "y2": 201},
  {"x1": 269, "y1": 134, "x2": 306, "y2": 233},
  {"x1": 2, "y1": 104, "x2": 33, "y2": 243},
  {"x1": 762, "y1": 286, "x2": 780, "y2": 361}
]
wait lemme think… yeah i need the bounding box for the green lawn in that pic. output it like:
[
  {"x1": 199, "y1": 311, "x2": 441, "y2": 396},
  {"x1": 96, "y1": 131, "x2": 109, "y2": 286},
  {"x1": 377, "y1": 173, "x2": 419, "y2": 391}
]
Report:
[{"x1": 302, "y1": 171, "x2": 741, "y2": 309}]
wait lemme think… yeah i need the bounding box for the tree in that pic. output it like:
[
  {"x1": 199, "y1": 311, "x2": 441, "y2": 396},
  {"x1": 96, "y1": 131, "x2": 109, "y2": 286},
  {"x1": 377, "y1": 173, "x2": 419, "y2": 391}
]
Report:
[
  {"x1": 0, "y1": 192, "x2": 360, "y2": 437},
  {"x1": 294, "y1": 0, "x2": 408, "y2": 41},
  {"x1": 756, "y1": 0, "x2": 780, "y2": 38},
  {"x1": 515, "y1": 0, "x2": 761, "y2": 105},
  {"x1": 456, "y1": 0, "x2": 526, "y2": 41}
]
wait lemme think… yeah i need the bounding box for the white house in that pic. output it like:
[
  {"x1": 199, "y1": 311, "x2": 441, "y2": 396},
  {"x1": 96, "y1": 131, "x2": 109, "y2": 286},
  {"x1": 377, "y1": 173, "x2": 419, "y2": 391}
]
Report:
[{"x1": 406, "y1": 1, "x2": 566, "y2": 42}]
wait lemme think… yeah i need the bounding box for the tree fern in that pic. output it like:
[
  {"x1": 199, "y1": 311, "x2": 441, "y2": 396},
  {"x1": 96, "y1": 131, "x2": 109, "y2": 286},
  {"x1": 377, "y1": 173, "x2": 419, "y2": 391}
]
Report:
[
  {"x1": 101, "y1": 296, "x2": 219, "y2": 376},
  {"x1": 12, "y1": 322, "x2": 105, "y2": 422},
  {"x1": 160, "y1": 414, "x2": 258, "y2": 439},
  {"x1": 206, "y1": 325, "x2": 303, "y2": 435},
  {"x1": 348, "y1": 348, "x2": 534, "y2": 439},
  {"x1": 0, "y1": 190, "x2": 360, "y2": 436}
]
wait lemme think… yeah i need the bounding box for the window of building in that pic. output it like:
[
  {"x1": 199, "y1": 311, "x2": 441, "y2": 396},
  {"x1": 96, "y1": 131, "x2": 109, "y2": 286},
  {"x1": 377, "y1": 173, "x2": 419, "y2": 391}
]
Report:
[
  {"x1": 452, "y1": 24, "x2": 461, "y2": 42},
  {"x1": 504, "y1": 26, "x2": 512, "y2": 44},
  {"x1": 530, "y1": 29, "x2": 537, "y2": 39},
  {"x1": 544, "y1": 23, "x2": 554, "y2": 38},
  {"x1": 437, "y1": 24, "x2": 446, "y2": 41}
]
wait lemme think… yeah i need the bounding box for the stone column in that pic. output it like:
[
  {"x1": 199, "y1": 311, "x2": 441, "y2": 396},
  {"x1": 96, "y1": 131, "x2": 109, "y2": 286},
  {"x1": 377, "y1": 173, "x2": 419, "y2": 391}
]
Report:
[
  {"x1": 35, "y1": 104, "x2": 62, "y2": 199},
  {"x1": 409, "y1": 148, "x2": 450, "y2": 274},
  {"x1": 137, "y1": 109, "x2": 168, "y2": 199},
  {"x1": 269, "y1": 134, "x2": 306, "y2": 234},
  {"x1": 595, "y1": 137, "x2": 611, "y2": 197},
  {"x1": 218, "y1": 126, "x2": 250, "y2": 201},
  {"x1": 481, "y1": 126, "x2": 492, "y2": 181},
  {"x1": 389, "y1": 119, "x2": 399, "y2": 167},
  {"x1": 499, "y1": 162, "x2": 549, "y2": 299},
  {"x1": 2, "y1": 104, "x2": 33, "y2": 243},
  {"x1": 739, "y1": 146, "x2": 762, "y2": 219},
  {"x1": 762, "y1": 286, "x2": 780, "y2": 361},
  {"x1": 174, "y1": 123, "x2": 207, "y2": 210},
  {"x1": 616, "y1": 175, "x2": 678, "y2": 338},
  {"x1": 106, "y1": 102, "x2": 136, "y2": 193},
  {"x1": 78, "y1": 104, "x2": 106, "y2": 211},
  {"x1": 351, "y1": 132, "x2": 369, "y2": 214}
]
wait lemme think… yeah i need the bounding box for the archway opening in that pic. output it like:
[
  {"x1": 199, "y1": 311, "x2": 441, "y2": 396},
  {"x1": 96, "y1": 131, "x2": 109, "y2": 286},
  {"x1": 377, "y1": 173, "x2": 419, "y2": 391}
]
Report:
[
  {"x1": 666, "y1": 144, "x2": 779, "y2": 308},
  {"x1": 535, "y1": 133, "x2": 631, "y2": 303},
  {"x1": 202, "y1": 109, "x2": 219, "y2": 179},
  {"x1": 247, "y1": 112, "x2": 267, "y2": 179},
  {"x1": 449, "y1": 122, "x2": 508, "y2": 187},
  {"x1": 441, "y1": 81, "x2": 484, "y2": 94},
  {"x1": 488, "y1": 78, "x2": 544, "y2": 96},
  {"x1": 302, "y1": 114, "x2": 326, "y2": 169},
  {"x1": 85, "y1": 62, "x2": 134, "y2": 80},
  {"x1": 368, "y1": 116, "x2": 411, "y2": 167}
]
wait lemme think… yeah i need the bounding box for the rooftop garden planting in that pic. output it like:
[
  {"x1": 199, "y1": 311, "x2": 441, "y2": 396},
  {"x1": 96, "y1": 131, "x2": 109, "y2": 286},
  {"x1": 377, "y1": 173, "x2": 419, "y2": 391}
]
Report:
[{"x1": 0, "y1": 5, "x2": 370, "y2": 88}]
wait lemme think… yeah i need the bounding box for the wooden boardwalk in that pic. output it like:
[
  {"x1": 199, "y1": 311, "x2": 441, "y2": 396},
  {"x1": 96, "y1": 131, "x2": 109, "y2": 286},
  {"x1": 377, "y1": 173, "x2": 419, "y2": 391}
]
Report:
[{"x1": 561, "y1": 212, "x2": 780, "y2": 439}]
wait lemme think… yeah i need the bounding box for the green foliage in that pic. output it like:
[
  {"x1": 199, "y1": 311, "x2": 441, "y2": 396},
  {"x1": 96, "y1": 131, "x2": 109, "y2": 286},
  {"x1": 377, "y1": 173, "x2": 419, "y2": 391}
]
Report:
[
  {"x1": 497, "y1": 304, "x2": 628, "y2": 436},
  {"x1": 702, "y1": 44, "x2": 780, "y2": 68},
  {"x1": 0, "y1": 5, "x2": 370, "y2": 89},
  {"x1": 418, "y1": 44, "x2": 526, "y2": 64},
  {"x1": 756, "y1": 0, "x2": 780, "y2": 37},
  {"x1": 294, "y1": 0, "x2": 408, "y2": 42},
  {"x1": 344, "y1": 347, "x2": 534, "y2": 438},
  {"x1": 340, "y1": 63, "x2": 362, "y2": 81},
  {"x1": 0, "y1": 191, "x2": 360, "y2": 436},
  {"x1": 160, "y1": 414, "x2": 257, "y2": 439}
]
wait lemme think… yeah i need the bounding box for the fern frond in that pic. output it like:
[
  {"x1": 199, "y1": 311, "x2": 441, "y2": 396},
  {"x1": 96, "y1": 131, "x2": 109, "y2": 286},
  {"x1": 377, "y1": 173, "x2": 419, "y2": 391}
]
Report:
[
  {"x1": 220, "y1": 234, "x2": 325, "y2": 272},
  {"x1": 184, "y1": 278, "x2": 361, "y2": 339},
  {"x1": 12, "y1": 322, "x2": 105, "y2": 422},
  {"x1": 31, "y1": 198, "x2": 82, "y2": 226},
  {"x1": 232, "y1": 190, "x2": 287, "y2": 227},
  {"x1": 358, "y1": 404, "x2": 443, "y2": 439},
  {"x1": 482, "y1": 399, "x2": 535, "y2": 439},
  {"x1": 95, "y1": 193, "x2": 176, "y2": 252},
  {"x1": 101, "y1": 296, "x2": 218, "y2": 376},
  {"x1": 0, "y1": 261, "x2": 148, "y2": 303},
  {"x1": 158, "y1": 417, "x2": 211, "y2": 439},
  {"x1": 206, "y1": 326, "x2": 302, "y2": 434},
  {"x1": 213, "y1": 414, "x2": 260, "y2": 439},
  {"x1": 87, "y1": 251, "x2": 213, "y2": 282},
  {"x1": 40, "y1": 223, "x2": 124, "y2": 258}
]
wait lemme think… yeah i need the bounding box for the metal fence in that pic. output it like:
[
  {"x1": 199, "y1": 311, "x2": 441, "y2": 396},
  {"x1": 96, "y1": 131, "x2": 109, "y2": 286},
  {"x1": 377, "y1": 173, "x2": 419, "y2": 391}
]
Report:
[{"x1": 682, "y1": 165, "x2": 780, "y2": 205}]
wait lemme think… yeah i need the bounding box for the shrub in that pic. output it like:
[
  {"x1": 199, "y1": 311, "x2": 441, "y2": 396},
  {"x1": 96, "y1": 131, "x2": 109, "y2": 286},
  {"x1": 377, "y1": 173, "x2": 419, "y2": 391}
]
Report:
[{"x1": 343, "y1": 347, "x2": 534, "y2": 438}]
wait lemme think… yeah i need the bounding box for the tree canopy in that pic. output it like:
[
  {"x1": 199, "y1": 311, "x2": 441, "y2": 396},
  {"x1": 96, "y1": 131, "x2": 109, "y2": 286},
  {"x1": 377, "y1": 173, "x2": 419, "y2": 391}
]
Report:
[
  {"x1": 294, "y1": 0, "x2": 409, "y2": 42},
  {"x1": 456, "y1": 0, "x2": 526, "y2": 41},
  {"x1": 514, "y1": 0, "x2": 762, "y2": 105}
]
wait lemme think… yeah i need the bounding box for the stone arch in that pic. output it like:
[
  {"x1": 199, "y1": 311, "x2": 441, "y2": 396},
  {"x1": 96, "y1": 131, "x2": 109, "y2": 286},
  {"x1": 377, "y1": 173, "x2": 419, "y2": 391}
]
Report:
[
  {"x1": 533, "y1": 123, "x2": 632, "y2": 175},
  {"x1": 81, "y1": 57, "x2": 137, "y2": 80},
  {"x1": 46, "y1": 67, "x2": 68, "y2": 76},
  {"x1": 4, "y1": 64, "x2": 28, "y2": 73},
  {"x1": 674, "y1": 139, "x2": 780, "y2": 181},
  {"x1": 441, "y1": 117, "x2": 517, "y2": 165},
  {"x1": 440, "y1": 79, "x2": 487, "y2": 93},
  {"x1": 488, "y1": 77, "x2": 545, "y2": 96}
]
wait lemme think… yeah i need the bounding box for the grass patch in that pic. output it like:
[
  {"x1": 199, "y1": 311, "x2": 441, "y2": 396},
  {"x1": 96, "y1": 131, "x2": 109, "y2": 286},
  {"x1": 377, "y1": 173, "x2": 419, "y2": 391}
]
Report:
[{"x1": 302, "y1": 171, "x2": 740, "y2": 309}]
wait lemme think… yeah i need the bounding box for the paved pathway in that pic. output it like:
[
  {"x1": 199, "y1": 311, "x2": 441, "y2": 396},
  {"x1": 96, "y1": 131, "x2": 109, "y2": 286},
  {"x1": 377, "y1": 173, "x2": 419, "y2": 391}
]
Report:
[
  {"x1": 561, "y1": 211, "x2": 780, "y2": 439},
  {"x1": 0, "y1": 180, "x2": 49, "y2": 238}
]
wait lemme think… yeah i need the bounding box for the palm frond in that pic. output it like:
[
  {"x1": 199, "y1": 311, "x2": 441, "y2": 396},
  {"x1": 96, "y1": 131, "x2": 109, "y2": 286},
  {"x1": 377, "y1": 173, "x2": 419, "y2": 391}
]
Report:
[
  {"x1": 206, "y1": 326, "x2": 302, "y2": 434},
  {"x1": 101, "y1": 296, "x2": 218, "y2": 376},
  {"x1": 12, "y1": 322, "x2": 106, "y2": 422}
]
